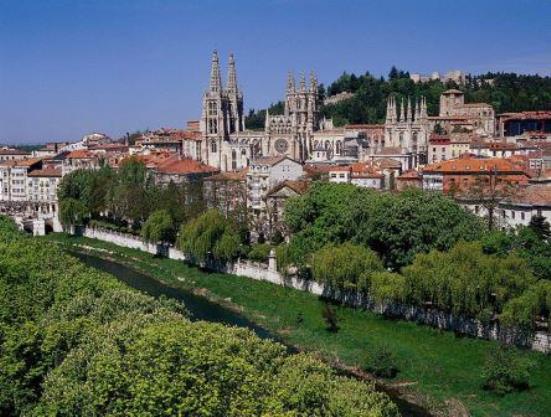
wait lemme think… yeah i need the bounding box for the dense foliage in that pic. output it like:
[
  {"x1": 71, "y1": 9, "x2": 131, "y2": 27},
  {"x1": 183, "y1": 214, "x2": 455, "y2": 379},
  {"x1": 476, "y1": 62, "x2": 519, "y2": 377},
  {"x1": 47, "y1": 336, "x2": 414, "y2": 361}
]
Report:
[
  {"x1": 482, "y1": 346, "x2": 534, "y2": 395},
  {"x1": 281, "y1": 183, "x2": 551, "y2": 329},
  {"x1": 58, "y1": 158, "x2": 205, "y2": 231},
  {"x1": 247, "y1": 243, "x2": 273, "y2": 262},
  {"x1": 178, "y1": 209, "x2": 244, "y2": 264},
  {"x1": 401, "y1": 242, "x2": 536, "y2": 320},
  {"x1": 0, "y1": 216, "x2": 399, "y2": 416},
  {"x1": 310, "y1": 243, "x2": 383, "y2": 291},
  {"x1": 246, "y1": 70, "x2": 551, "y2": 128},
  {"x1": 283, "y1": 182, "x2": 483, "y2": 270},
  {"x1": 141, "y1": 209, "x2": 175, "y2": 243},
  {"x1": 482, "y1": 227, "x2": 551, "y2": 281}
]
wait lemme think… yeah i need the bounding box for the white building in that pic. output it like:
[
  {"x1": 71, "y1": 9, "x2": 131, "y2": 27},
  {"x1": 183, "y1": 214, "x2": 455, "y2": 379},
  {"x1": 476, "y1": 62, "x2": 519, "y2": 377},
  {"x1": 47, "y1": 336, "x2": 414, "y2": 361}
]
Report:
[{"x1": 246, "y1": 156, "x2": 304, "y2": 211}]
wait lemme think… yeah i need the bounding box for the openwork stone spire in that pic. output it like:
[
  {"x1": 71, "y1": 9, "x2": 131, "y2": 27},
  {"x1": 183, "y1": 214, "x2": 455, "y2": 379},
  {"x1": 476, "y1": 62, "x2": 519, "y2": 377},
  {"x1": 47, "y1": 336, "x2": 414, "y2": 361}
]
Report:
[
  {"x1": 227, "y1": 53, "x2": 238, "y2": 94},
  {"x1": 209, "y1": 50, "x2": 222, "y2": 93},
  {"x1": 287, "y1": 71, "x2": 295, "y2": 94}
]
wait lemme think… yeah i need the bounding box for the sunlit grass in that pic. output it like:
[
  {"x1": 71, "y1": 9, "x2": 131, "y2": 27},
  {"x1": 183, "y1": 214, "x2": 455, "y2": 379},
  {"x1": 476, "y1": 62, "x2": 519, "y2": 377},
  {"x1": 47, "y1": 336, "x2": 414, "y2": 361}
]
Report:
[{"x1": 43, "y1": 233, "x2": 551, "y2": 417}]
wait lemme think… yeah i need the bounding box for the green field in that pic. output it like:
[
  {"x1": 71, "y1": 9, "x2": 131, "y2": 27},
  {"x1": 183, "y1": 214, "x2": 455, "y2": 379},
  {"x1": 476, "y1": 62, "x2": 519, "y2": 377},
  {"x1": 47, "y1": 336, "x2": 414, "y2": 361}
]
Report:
[{"x1": 43, "y1": 233, "x2": 551, "y2": 417}]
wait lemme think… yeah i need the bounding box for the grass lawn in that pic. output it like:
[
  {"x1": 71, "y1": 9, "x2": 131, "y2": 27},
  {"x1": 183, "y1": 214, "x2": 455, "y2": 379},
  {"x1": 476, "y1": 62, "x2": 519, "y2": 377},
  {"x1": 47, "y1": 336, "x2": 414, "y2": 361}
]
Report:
[{"x1": 43, "y1": 233, "x2": 551, "y2": 417}]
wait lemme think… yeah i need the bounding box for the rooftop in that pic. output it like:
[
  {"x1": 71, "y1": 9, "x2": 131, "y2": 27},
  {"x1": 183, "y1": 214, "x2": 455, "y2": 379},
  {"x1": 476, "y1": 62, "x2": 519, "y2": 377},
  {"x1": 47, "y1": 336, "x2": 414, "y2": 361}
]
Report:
[
  {"x1": 28, "y1": 167, "x2": 62, "y2": 177},
  {"x1": 156, "y1": 157, "x2": 218, "y2": 175},
  {"x1": 267, "y1": 179, "x2": 310, "y2": 196},
  {"x1": 205, "y1": 168, "x2": 248, "y2": 181},
  {"x1": 423, "y1": 156, "x2": 529, "y2": 175},
  {"x1": 251, "y1": 155, "x2": 288, "y2": 166}
]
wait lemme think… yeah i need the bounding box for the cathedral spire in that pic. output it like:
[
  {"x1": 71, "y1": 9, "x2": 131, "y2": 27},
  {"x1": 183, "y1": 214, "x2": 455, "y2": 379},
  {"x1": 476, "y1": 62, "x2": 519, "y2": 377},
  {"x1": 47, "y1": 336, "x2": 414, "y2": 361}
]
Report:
[
  {"x1": 415, "y1": 97, "x2": 421, "y2": 121},
  {"x1": 226, "y1": 53, "x2": 238, "y2": 94},
  {"x1": 265, "y1": 108, "x2": 270, "y2": 133},
  {"x1": 421, "y1": 96, "x2": 428, "y2": 119},
  {"x1": 309, "y1": 71, "x2": 318, "y2": 94},
  {"x1": 399, "y1": 97, "x2": 405, "y2": 122},
  {"x1": 209, "y1": 50, "x2": 222, "y2": 93},
  {"x1": 299, "y1": 72, "x2": 306, "y2": 92},
  {"x1": 406, "y1": 96, "x2": 412, "y2": 122},
  {"x1": 287, "y1": 71, "x2": 296, "y2": 94}
]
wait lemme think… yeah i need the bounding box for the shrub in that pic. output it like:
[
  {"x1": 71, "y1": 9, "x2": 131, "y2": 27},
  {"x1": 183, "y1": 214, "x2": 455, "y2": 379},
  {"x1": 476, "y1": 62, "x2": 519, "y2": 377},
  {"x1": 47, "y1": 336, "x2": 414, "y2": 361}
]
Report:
[
  {"x1": 178, "y1": 209, "x2": 242, "y2": 263},
  {"x1": 141, "y1": 209, "x2": 175, "y2": 243},
  {"x1": 247, "y1": 243, "x2": 272, "y2": 262},
  {"x1": 364, "y1": 344, "x2": 399, "y2": 378},
  {"x1": 402, "y1": 241, "x2": 535, "y2": 319},
  {"x1": 482, "y1": 346, "x2": 534, "y2": 395},
  {"x1": 310, "y1": 242, "x2": 384, "y2": 291},
  {"x1": 322, "y1": 302, "x2": 339, "y2": 333},
  {"x1": 370, "y1": 272, "x2": 406, "y2": 305}
]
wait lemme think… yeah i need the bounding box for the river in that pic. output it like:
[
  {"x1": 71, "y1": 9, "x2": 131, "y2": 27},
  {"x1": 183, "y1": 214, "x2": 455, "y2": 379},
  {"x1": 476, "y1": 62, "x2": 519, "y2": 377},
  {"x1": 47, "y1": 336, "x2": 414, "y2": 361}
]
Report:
[
  {"x1": 71, "y1": 251, "x2": 277, "y2": 341},
  {"x1": 70, "y1": 250, "x2": 432, "y2": 417}
]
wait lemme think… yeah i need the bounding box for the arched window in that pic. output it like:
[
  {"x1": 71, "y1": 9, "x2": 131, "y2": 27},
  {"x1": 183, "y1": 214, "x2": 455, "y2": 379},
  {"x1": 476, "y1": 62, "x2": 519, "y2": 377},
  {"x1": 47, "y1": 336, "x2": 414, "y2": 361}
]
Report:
[
  {"x1": 399, "y1": 133, "x2": 404, "y2": 147},
  {"x1": 211, "y1": 141, "x2": 217, "y2": 153},
  {"x1": 232, "y1": 149, "x2": 237, "y2": 170},
  {"x1": 336, "y1": 141, "x2": 342, "y2": 155}
]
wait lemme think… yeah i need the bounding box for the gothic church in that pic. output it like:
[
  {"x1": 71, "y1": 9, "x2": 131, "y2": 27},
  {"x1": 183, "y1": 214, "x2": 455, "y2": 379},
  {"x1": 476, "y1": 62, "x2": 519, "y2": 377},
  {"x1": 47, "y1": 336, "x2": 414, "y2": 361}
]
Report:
[{"x1": 200, "y1": 51, "x2": 321, "y2": 171}]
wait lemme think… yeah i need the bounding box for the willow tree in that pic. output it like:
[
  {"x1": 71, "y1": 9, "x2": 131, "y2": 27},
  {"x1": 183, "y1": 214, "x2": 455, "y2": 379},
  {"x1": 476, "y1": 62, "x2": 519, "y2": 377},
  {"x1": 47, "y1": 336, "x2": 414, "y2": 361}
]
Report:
[{"x1": 178, "y1": 209, "x2": 242, "y2": 263}]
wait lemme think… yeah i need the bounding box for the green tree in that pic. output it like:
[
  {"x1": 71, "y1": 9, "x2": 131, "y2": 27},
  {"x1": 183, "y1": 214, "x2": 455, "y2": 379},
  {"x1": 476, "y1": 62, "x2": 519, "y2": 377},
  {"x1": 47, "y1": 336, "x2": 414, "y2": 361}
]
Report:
[
  {"x1": 0, "y1": 218, "x2": 399, "y2": 417},
  {"x1": 482, "y1": 346, "x2": 534, "y2": 395},
  {"x1": 310, "y1": 242, "x2": 384, "y2": 292},
  {"x1": 141, "y1": 209, "x2": 175, "y2": 243},
  {"x1": 178, "y1": 209, "x2": 243, "y2": 263},
  {"x1": 529, "y1": 214, "x2": 551, "y2": 240},
  {"x1": 58, "y1": 197, "x2": 88, "y2": 228}
]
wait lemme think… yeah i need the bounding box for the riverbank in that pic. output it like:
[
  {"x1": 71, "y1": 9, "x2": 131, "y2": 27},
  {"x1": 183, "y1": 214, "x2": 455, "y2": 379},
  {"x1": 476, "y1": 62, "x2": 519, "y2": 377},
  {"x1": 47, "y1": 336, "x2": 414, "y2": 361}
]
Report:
[{"x1": 43, "y1": 233, "x2": 551, "y2": 417}]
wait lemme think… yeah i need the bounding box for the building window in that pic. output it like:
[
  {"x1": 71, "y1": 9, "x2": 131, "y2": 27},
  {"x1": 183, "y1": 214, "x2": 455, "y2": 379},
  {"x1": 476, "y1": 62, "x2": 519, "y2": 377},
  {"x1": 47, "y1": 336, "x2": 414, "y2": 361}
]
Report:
[
  {"x1": 211, "y1": 141, "x2": 217, "y2": 153},
  {"x1": 511, "y1": 211, "x2": 515, "y2": 219},
  {"x1": 521, "y1": 212, "x2": 525, "y2": 220}
]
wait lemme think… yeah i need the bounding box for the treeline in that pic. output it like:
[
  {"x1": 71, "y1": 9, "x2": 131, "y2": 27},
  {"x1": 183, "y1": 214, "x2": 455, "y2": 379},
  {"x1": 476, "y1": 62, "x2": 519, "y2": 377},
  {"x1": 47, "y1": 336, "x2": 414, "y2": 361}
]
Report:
[
  {"x1": 279, "y1": 183, "x2": 551, "y2": 330},
  {"x1": 58, "y1": 157, "x2": 206, "y2": 236},
  {"x1": 0, "y1": 216, "x2": 399, "y2": 416},
  {"x1": 58, "y1": 165, "x2": 259, "y2": 262},
  {"x1": 246, "y1": 68, "x2": 551, "y2": 127}
]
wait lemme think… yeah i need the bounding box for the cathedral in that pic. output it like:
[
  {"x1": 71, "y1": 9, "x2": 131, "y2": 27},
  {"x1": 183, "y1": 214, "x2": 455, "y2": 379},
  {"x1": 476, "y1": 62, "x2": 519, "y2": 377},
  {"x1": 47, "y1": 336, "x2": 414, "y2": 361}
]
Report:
[
  {"x1": 384, "y1": 95, "x2": 430, "y2": 166},
  {"x1": 200, "y1": 51, "x2": 321, "y2": 171}
]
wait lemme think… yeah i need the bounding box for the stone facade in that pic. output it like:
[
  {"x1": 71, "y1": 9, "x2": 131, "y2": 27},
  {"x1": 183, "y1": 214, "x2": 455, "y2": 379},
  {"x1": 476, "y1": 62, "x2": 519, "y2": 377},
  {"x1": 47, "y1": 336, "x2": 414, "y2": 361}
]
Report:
[
  {"x1": 199, "y1": 51, "x2": 324, "y2": 171},
  {"x1": 384, "y1": 95, "x2": 430, "y2": 167}
]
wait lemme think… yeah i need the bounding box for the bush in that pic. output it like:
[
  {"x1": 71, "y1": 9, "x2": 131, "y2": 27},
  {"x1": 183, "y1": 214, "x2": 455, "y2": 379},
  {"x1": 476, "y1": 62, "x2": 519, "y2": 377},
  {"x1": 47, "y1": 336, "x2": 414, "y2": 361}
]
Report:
[
  {"x1": 322, "y1": 302, "x2": 339, "y2": 333},
  {"x1": 370, "y1": 272, "x2": 406, "y2": 305},
  {"x1": 482, "y1": 346, "x2": 534, "y2": 395},
  {"x1": 364, "y1": 344, "x2": 399, "y2": 378},
  {"x1": 178, "y1": 209, "x2": 243, "y2": 263},
  {"x1": 247, "y1": 243, "x2": 273, "y2": 262},
  {"x1": 141, "y1": 209, "x2": 175, "y2": 243},
  {"x1": 310, "y1": 242, "x2": 384, "y2": 291},
  {"x1": 0, "y1": 216, "x2": 400, "y2": 417}
]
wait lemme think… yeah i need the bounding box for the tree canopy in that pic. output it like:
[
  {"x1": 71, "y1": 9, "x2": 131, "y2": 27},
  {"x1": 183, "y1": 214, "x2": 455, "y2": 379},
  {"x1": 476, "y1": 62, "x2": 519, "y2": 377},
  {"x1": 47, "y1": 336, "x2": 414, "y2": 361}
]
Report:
[
  {"x1": 178, "y1": 209, "x2": 244, "y2": 264},
  {"x1": 283, "y1": 182, "x2": 483, "y2": 271},
  {"x1": 0, "y1": 216, "x2": 399, "y2": 417},
  {"x1": 246, "y1": 69, "x2": 551, "y2": 128}
]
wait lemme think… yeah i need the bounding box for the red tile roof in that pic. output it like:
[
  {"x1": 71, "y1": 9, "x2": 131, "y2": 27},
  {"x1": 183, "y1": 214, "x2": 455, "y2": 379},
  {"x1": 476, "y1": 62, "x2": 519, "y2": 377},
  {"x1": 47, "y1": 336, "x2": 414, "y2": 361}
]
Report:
[
  {"x1": 267, "y1": 180, "x2": 310, "y2": 196},
  {"x1": 66, "y1": 150, "x2": 94, "y2": 159},
  {"x1": 0, "y1": 149, "x2": 29, "y2": 155},
  {"x1": 205, "y1": 168, "x2": 248, "y2": 181},
  {"x1": 156, "y1": 157, "x2": 218, "y2": 175},
  {"x1": 423, "y1": 157, "x2": 529, "y2": 175},
  {"x1": 28, "y1": 167, "x2": 62, "y2": 177}
]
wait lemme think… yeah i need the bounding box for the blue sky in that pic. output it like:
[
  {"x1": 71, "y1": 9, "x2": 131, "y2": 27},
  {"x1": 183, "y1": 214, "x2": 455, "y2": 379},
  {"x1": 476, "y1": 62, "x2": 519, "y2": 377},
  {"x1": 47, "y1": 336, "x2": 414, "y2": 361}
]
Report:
[{"x1": 1, "y1": 0, "x2": 550, "y2": 143}]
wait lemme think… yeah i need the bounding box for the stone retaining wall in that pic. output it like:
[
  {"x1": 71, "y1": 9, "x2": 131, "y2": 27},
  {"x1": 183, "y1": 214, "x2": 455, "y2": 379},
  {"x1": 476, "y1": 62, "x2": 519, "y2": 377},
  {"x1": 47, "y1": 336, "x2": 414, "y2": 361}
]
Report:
[{"x1": 75, "y1": 227, "x2": 550, "y2": 353}]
